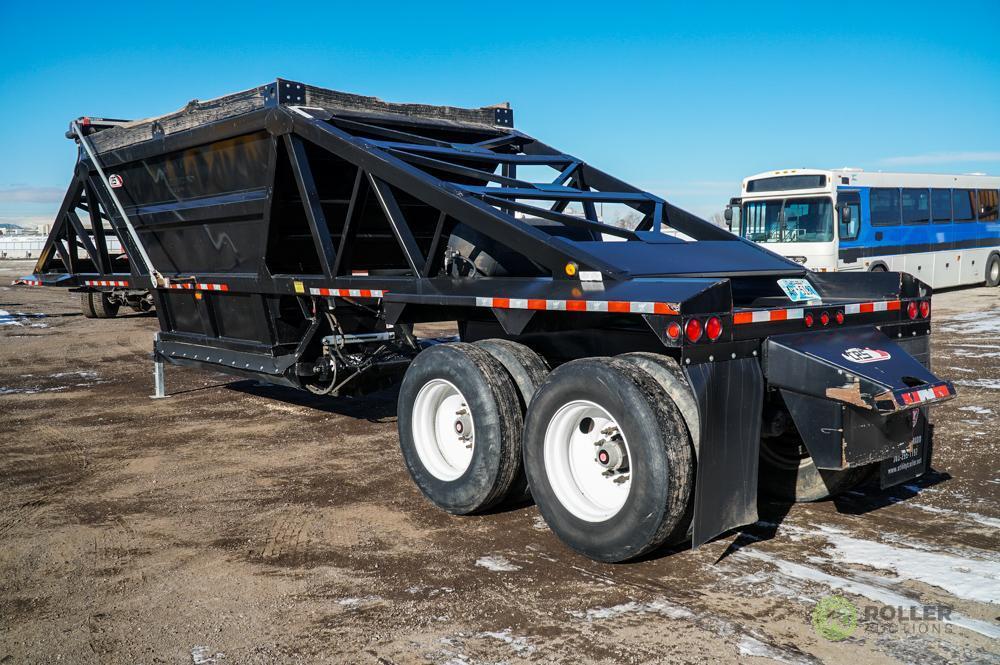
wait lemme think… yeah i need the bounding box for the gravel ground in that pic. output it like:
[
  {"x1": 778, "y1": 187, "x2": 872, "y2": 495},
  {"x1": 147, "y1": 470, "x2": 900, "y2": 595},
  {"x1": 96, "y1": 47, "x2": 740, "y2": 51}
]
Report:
[{"x1": 1, "y1": 260, "x2": 997, "y2": 664}]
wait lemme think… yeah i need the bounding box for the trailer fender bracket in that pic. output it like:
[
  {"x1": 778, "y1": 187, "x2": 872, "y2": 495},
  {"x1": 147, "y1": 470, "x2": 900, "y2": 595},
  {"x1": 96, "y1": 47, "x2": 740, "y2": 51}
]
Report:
[
  {"x1": 684, "y1": 357, "x2": 764, "y2": 547},
  {"x1": 764, "y1": 328, "x2": 954, "y2": 414}
]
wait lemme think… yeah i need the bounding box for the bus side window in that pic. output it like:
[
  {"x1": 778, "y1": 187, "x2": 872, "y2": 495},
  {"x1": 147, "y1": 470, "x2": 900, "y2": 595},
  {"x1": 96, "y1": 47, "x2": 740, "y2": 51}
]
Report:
[
  {"x1": 902, "y1": 188, "x2": 930, "y2": 224},
  {"x1": 953, "y1": 189, "x2": 976, "y2": 222},
  {"x1": 978, "y1": 189, "x2": 999, "y2": 221},
  {"x1": 870, "y1": 188, "x2": 901, "y2": 226},
  {"x1": 931, "y1": 188, "x2": 952, "y2": 222},
  {"x1": 838, "y1": 192, "x2": 860, "y2": 240}
]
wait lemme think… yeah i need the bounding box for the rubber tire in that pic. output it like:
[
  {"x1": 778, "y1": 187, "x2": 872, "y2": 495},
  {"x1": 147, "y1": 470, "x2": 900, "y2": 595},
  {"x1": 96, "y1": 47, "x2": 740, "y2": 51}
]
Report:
[
  {"x1": 397, "y1": 343, "x2": 524, "y2": 515},
  {"x1": 618, "y1": 352, "x2": 700, "y2": 452},
  {"x1": 986, "y1": 253, "x2": 1000, "y2": 287},
  {"x1": 758, "y1": 441, "x2": 874, "y2": 502},
  {"x1": 869, "y1": 264, "x2": 888, "y2": 272},
  {"x1": 523, "y1": 357, "x2": 694, "y2": 562},
  {"x1": 80, "y1": 292, "x2": 97, "y2": 319},
  {"x1": 447, "y1": 224, "x2": 542, "y2": 277},
  {"x1": 474, "y1": 339, "x2": 550, "y2": 501},
  {"x1": 90, "y1": 292, "x2": 119, "y2": 319}
]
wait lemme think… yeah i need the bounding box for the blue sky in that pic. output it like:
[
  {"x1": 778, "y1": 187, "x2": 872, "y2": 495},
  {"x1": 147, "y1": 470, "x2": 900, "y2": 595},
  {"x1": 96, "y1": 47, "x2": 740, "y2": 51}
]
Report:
[{"x1": 1, "y1": 1, "x2": 998, "y2": 227}]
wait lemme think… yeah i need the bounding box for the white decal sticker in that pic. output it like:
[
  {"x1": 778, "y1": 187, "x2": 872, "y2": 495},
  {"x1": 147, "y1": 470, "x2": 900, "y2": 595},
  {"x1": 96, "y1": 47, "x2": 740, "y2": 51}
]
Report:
[
  {"x1": 841, "y1": 347, "x2": 891, "y2": 363},
  {"x1": 108, "y1": 174, "x2": 123, "y2": 188}
]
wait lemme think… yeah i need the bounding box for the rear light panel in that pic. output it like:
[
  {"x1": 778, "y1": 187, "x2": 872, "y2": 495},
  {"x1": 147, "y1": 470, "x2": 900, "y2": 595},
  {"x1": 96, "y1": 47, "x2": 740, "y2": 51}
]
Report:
[{"x1": 670, "y1": 316, "x2": 729, "y2": 344}]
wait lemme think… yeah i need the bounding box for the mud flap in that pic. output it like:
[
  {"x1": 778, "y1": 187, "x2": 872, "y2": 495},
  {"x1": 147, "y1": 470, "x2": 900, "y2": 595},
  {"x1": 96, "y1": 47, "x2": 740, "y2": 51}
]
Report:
[{"x1": 684, "y1": 358, "x2": 764, "y2": 547}]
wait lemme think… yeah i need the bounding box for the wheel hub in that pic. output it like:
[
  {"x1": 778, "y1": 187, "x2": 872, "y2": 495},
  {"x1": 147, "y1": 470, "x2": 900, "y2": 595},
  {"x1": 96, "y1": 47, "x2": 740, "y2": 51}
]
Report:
[
  {"x1": 411, "y1": 379, "x2": 476, "y2": 481},
  {"x1": 594, "y1": 430, "x2": 628, "y2": 472},
  {"x1": 542, "y1": 401, "x2": 633, "y2": 522}
]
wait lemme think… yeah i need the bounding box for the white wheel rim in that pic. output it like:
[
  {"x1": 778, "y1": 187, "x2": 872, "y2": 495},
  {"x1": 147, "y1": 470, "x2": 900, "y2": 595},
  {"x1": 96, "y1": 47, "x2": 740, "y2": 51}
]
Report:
[
  {"x1": 412, "y1": 379, "x2": 475, "y2": 481},
  {"x1": 543, "y1": 400, "x2": 632, "y2": 522}
]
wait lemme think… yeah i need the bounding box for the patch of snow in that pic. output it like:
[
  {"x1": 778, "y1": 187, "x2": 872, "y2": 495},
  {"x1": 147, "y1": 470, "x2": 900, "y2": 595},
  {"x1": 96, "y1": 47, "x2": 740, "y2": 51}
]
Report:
[
  {"x1": 940, "y1": 311, "x2": 1000, "y2": 336},
  {"x1": 740, "y1": 550, "x2": 1000, "y2": 640},
  {"x1": 532, "y1": 515, "x2": 548, "y2": 531},
  {"x1": 337, "y1": 595, "x2": 380, "y2": 608},
  {"x1": 191, "y1": 646, "x2": 224, "y2": 664},
  {"x1": 736, "y1": 635, "x2": 818, "y2": 665},
  {"x1": 958, "y1": 405, "x2": 993, "y2": 415},
  {"x1": 907, "y1": 503, "x2": 1000, "y2": 530},
  {"x1": 50, "y1": 370, "x2": 100, "y2": 380},
  {"x1": 477, "y1": 628, "x2": 535, "y2": 654},
  {"x1": 0, "y1": 385, "x2": 68, "y2": 396},
  {"x1": 814, "y1": 526, "x2": 1000, "y2": 604},
  {"x1": 953, "y1": 378, "x2": 1000, "y2": 390},
  {"x1": 0, "y1": 310, "x2": 46, "y2": 326},
  {"x1": 568, "y1": 598, "x2": 694, "y2": 622},
  {"x1": 475, "y1": 555, "x2": 521, "y2": 572}
]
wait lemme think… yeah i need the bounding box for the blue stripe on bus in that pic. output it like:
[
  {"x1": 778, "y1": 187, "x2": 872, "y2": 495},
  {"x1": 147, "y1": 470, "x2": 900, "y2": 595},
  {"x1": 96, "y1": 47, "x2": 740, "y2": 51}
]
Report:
[{"x1": 837, "y1": 186, "x2": 1000, "y2": 263}]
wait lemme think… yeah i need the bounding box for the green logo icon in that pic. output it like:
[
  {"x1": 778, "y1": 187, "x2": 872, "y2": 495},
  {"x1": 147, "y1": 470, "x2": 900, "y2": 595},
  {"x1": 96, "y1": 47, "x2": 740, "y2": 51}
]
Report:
[{"x1": 812, "y1": 595, "x2": 858, "y2": 641}]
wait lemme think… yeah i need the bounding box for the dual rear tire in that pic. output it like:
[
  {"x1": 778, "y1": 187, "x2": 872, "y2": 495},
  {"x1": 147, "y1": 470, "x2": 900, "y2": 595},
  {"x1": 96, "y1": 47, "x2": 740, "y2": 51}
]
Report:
[
  {"x1": 398, "y1": 343, "x2": 695, "y2": 562},
  {"x1": 80, "y1": 292, "x2": 119, "y2": 319}
]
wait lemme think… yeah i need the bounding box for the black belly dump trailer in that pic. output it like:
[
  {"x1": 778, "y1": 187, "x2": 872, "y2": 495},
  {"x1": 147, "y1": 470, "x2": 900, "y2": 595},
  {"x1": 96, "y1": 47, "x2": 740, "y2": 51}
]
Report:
[{"x1": 23, "y1": 79, "x2": 956, "y2": 562}]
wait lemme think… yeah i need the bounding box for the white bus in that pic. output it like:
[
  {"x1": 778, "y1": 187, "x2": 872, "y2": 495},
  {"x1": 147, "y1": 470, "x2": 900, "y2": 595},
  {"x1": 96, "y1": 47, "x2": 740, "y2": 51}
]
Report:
[{"x1": 727, "y1": 168, "x2": 1000, "y2": 289}]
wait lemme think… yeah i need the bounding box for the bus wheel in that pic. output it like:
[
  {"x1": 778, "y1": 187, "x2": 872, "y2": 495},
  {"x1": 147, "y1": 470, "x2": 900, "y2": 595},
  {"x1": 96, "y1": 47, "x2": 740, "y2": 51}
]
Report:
[
  {"x1": 986, "y1": 254, "x2": 1000, "y2": 287},
  {"x1": 869, "y1": 264, "x2": 888, "y2": 272},
  {"x1": 397, "y1": 343, "x2": 523, "y2": 515},
  {"x1": 522, "y1": 357, "x2": 693, "y2": 562},
  {"x1": 759, "y1": 434, "x2": 873, "y2": 502}
]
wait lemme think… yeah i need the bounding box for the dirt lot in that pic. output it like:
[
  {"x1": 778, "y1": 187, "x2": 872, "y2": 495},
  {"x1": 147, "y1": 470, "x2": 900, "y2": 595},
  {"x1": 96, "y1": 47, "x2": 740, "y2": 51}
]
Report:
[{"x1": 1, "y1": 260, "x2": 997, "y2": 664}]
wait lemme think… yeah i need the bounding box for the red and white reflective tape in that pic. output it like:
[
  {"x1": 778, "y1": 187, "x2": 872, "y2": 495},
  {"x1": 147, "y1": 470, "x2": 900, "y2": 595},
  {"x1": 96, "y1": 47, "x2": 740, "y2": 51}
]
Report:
[
  {"x1": 474, "y1": 296, "x2": 679, "y2": 315},
  {"x1": 85, "y1": 279, "x2": 129, "y2": 287},
  {"x1": 310, "y1": 287, "x2": 386, "y2": 298},
  {"x1": 17, "y1": 278, "x2": 42, "y2": 286},
  {"x1": 165, "y1": 283, "x2": 229, "y2": 292},
  {"x1": 844, "y1": 300, "x2": 901, "y2": 315},
  {"x1": 733, "y1": 299, "x2": 902, "y2": 325},
  {"x1": 900, "y1": 383, "x2": 953, "y2": 405},
  {"x1": 733, "y1": 308, "x2": 805, "y2": 325}
]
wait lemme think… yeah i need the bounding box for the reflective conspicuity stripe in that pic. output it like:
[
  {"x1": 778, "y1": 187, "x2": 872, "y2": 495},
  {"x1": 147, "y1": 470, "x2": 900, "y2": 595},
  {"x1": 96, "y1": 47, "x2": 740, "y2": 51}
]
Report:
[
  {"x1": 843, "y1": 300, "x2": 901, "y2": 315},
  {"x1": 900, "y1": 383, "x2": 953, "y2": 405},
  {"x1": 17, "y1": 278, "x2": 42, "y2": 286},
  {"x1": 474, "y1": 297, "x2": 678, "y2": 315},
  {"x1": 310, "y1": 288, "x2": 386, "y2": 298},
  {"x1": 733, "y1": 300, "x2": 901, "y2": 325},
  {"x1": 165, "y1": 283, "x2": 229, "y2": 292},
  {"x1": 85, "y1": 279, "x2": 129, "y2": 287}
]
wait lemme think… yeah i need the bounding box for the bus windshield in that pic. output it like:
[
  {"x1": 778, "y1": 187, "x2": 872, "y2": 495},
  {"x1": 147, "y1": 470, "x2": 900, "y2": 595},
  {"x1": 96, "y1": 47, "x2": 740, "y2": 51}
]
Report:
[{"x1": 741, "y1": 197, "x2": 833, "y2": 243}]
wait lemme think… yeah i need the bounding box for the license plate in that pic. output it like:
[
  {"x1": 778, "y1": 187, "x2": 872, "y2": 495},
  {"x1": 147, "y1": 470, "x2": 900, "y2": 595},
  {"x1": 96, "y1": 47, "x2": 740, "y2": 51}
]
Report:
[
  {"x1": 880, "y1": 418, "x2": 931, "y2": 489},
  {"x1": 777, "y1": 278, "x2": 821, "y2": 303}
]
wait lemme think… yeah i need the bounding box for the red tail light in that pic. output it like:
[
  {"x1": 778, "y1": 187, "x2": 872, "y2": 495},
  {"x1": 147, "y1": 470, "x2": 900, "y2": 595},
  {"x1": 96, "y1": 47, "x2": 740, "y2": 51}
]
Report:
[
  {"x1": 804, "y1": 312, "x2": 814, "y2": 327},
  {"x1": 919, "y1": 300, "x2": 930, "y2": 318},
  {"x1": 835, "y1": 311, "x2": 845, "y2": 325},
  {"x1": 666, "y1": 321, "x2": 682, "y2": 340},
  {"x1": 907, "y1": 301, "x2": 918, "y2": 320},
  {"x1": 705, "y1": 316, "x2": 723, "y2": 341},
  {"x1": 685, "y1": 318, "x2": 703, "y2": 343},
  {"x1": 820, "y1": 311, "x2": 830, "y2": 326}
]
